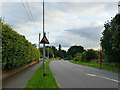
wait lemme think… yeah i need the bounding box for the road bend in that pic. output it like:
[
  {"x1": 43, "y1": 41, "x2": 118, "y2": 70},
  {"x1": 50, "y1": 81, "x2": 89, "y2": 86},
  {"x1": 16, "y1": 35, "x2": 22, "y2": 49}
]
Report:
[{"x1": 50, "y1": 60, "x2": 119, "y2": 88}]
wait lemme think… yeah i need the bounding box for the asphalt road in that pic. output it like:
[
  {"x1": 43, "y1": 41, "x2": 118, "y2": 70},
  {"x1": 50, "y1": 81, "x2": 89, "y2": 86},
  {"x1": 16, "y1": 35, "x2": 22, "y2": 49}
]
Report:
[
  {"x1": 2, "y1": 61, "x2": 42, "y2": 88},
  {"x1": 50, "y1": 60, "x2": 120, "y2": 88}
]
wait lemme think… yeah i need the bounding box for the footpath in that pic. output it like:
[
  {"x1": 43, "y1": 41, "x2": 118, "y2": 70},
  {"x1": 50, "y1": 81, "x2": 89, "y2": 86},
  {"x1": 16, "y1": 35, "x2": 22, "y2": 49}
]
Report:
[{"x1": 2, "y1": 61, "x2": 42, "y2": 88}]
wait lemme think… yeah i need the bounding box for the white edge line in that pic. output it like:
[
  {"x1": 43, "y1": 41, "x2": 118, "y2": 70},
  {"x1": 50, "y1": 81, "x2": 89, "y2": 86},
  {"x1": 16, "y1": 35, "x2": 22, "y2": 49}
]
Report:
[{"x1": 86, "y1": 73, "x2": 120, "y2": 83}]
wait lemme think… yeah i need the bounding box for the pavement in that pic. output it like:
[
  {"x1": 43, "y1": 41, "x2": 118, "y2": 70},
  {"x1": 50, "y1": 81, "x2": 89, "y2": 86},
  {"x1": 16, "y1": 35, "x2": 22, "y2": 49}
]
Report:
[
  {"x1": 2, "y1": 61, "x2": 42, "y2": 88},
  {"x1": 49, "y1": 60, "x2": 120, "y2": 88}
]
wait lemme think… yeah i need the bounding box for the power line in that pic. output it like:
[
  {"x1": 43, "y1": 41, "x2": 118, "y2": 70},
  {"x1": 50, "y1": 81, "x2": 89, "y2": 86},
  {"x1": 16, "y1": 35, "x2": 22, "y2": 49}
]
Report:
[
  {"x1": 21, "y1": 0, "x2": 33, "y2": 23},
  {"x1": 21, "y1": 0, "x2": 40, "y2": 31},
  {"x1": 26, "y1": 1, "x2": 35, "y2": 22}
]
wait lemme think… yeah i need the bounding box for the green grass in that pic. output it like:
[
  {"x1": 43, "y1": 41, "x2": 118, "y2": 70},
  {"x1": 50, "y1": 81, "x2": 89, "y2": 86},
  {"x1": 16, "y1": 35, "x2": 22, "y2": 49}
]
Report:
[
  {"x1": 24, "y1": 60, "x2": 59, "y2": 88},
  {"x1": 52, "y1": 58, "x2": 60, "y2": 60},
  {"x1": 69, "y1": 60, "x2": 120, "y2": 72},
  {"x1": 39, "y1": 58, "x2": 43, "y2": 61}
]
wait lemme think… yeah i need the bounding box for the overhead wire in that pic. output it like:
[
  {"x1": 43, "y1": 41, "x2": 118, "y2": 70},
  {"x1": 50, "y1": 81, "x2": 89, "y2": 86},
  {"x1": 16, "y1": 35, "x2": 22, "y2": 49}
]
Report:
[
  {"x1": 25, "y1": 1, "x2": 35, "y2": 22},
  {"x1": 21, "y1": 0, "x2": 33, "y2": 23}
]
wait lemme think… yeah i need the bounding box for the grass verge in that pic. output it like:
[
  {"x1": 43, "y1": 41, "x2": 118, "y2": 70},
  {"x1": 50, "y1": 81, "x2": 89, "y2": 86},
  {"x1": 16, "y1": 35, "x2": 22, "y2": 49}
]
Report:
[
  {"x1": 69, "y1": 60, "x2": 120, "y2": 72},
  {"x1": 52, "y1": 58, "x2": 60, "y2": 60},
  {"x1": 24, "y1": 60, "x2": 59, "y2": 88}
]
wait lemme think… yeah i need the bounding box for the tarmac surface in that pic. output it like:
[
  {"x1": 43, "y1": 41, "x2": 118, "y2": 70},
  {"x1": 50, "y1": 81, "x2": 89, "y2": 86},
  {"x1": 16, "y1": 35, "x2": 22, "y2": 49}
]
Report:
[
  {"x1": 2, "y1": 61, "x2": 42, "y2": 88},
  {"x1": 50, "y1": 60, "x2": 120, "y2": 88}
]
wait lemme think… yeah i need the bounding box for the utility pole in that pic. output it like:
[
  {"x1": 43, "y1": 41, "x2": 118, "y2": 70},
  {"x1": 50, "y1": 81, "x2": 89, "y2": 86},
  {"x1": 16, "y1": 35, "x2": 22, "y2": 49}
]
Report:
[{"x1": 43, "y1": 0, "x2": 46, "y2": 76}]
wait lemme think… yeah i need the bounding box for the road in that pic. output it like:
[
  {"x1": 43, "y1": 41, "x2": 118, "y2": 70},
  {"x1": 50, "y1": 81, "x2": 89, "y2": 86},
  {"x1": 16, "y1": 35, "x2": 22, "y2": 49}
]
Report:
[
  {"x1": 50, "y1": 60, "x2": 120, "y2": 88},
  {"x1": 2, "y1": 61, "x2": 42, "y2": 88}
]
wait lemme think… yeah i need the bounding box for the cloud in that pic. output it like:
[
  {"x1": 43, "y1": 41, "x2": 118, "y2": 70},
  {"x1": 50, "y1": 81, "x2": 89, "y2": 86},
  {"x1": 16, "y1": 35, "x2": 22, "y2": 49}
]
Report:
[
  {"x1": 1, "y1": 2, "x2": 117, "y2": 50},
  {"x1": 52, "y1": 21, "x2": 104, "y2": 49}
]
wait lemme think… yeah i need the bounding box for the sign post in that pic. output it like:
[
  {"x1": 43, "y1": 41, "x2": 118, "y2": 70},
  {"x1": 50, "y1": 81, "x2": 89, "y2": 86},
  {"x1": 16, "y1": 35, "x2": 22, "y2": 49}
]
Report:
[{"x1": 40, "y1": 0, "x2": 49, "y2": 76}]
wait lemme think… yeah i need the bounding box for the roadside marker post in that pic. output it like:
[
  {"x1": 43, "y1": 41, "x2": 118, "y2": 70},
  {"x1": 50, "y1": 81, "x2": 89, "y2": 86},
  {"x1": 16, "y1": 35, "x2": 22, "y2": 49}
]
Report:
[{"x1": 38, "y1": 33, "x2": 41, "y2": 63}]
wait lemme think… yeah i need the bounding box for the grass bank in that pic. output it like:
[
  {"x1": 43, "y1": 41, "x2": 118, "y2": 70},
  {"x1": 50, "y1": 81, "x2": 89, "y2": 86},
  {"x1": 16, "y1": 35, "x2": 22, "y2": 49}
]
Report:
[
  {"x1": 52, "y1": 58, "x2": 60, "y2": 60},
  {"x1": 24, "y1": 60, "x2": 59, "y2": 88},
  {"x1": 69, "y1": 60, "x2": 120, "y2": 72}
]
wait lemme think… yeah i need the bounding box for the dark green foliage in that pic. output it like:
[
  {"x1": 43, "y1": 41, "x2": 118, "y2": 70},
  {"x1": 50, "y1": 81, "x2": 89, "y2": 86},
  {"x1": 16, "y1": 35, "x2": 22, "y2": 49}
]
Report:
[
  {"x1": 64, "y1": 55, "x2": 72, "y2": 60},
  {"x1": 2, "y1": 19, "x2": 40, "y2": 70},
  {"x1": 73, "y1": 53, "x2": 82, "y2": 61},
  {"x1": 82, "y1": 49, "x2": 99, "y2": 62},
  {"x1": 51, "y1": 46, "x2": 57, "y2": 58},
  {"x1": 67, "y1": 45, "x2": 85, "y2": 58},
  {"x1": 101, "y1": 14, "x2": 120, "y2": 63},
  {"x1": 73, "y1": 49, "x2": 99, "y2": 62}
]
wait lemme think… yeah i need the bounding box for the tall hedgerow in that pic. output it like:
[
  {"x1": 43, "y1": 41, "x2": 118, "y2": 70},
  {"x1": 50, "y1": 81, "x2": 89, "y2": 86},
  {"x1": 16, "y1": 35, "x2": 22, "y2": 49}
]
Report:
[{"x1": 1, "y1": 18, "x2": 40, "y2": 70}]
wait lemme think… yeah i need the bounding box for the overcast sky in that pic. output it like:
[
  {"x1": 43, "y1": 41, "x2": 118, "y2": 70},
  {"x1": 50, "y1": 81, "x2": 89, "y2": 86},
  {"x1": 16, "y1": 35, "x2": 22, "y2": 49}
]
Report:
[{"x1": 1, "y1": 1, "x2": 118, "y2": 50}]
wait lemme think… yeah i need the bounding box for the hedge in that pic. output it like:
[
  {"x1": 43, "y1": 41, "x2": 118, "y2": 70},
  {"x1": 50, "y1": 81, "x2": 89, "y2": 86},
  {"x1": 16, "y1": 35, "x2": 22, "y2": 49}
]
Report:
[{"x1": 1, "y1": 18, "x2": 40, "y2": 70}]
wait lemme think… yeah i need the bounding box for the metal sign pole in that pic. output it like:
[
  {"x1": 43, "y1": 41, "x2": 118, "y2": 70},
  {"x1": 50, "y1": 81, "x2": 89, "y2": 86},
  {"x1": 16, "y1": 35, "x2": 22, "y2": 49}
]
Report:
[{"x1": 43, "y1": 0, "x2": 46, "y2": 76}]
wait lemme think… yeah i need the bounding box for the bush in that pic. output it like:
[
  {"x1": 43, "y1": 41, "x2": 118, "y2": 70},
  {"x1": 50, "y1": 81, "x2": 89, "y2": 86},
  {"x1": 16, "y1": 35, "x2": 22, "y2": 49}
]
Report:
[
  {"x1": 2, "y1": 18, "x2": 40, "y2": 70},
  {"x1": 73, "y1": 56, "x2": 82, "y2": 61},
  {"x1": 73, "y1": 53, "x2": 82, "y2": 61},
  {"x1": 58, "y1": 57, "x2": 61, "y2": 60},
  {"x1": 64, "y1": 55, "x2": 72, "y2": 60},
  {"x1": 81, "y1": 49, "x2": 99, "y2": 62}
]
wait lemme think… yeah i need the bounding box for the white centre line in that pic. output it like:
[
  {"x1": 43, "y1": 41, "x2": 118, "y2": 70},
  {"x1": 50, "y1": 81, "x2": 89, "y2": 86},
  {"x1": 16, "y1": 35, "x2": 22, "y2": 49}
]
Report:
[{"x1": 86, "y1": 73, "x2": 120, "y2": 83}]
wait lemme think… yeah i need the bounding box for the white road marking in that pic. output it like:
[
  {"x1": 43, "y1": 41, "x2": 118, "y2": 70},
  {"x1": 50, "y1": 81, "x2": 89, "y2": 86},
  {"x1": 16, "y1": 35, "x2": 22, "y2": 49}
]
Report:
[
  {"x1": 87, "y1": 73, "x2": 96, "y2": 77},
  {"x1": 86, "y1": 73, "x2": 120, "y2": 83}
]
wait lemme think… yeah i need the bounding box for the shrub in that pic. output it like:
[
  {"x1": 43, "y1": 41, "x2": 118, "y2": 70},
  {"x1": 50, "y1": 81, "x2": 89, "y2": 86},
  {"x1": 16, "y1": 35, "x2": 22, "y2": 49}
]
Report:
[{"x1": 2, "y1": 18, "x2": 40, "y2": 70}]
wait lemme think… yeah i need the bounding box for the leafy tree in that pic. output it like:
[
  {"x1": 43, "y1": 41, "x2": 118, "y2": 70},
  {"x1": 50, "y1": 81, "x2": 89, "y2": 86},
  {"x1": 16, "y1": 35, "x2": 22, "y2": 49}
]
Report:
[
  {"x1": 73, "y1": 49, "x2": 99, "y2": 62},
  {"x1": 101, "y1": 14, "x2": 120, "y2": 63},
  {"x1": 58, "y1": 44, "x2": 62, "y2": 57},
  {"x1": 67, "y1": 45, "x2": 85, "y2": 58},
  {"x1": 51, "y1": 46, "x2": 57, "y2": 58},
  {"x1": 83, "y1": 49, "x2": 99, "y2": 62},
  {"x1": 73, "y1": 53, "x2": 82, "y2": 61},
  {"x1": 61, "y1": 50, "x2": 67, "y2": 58},
  {"x1": 59, "y1": 44, "x2": 61, "y2": 51}
]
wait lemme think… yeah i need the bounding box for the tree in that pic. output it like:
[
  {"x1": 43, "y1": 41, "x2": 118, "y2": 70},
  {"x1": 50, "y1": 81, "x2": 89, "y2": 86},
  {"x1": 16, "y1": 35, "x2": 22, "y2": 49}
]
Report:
[
  {"x1": 83, "y1": 49, "x2": 99, "y2": 62},
  {"x1": 59, "y1": 44, "x2": 61, "y2": 51},
  {"x1": 67, "y1": 45, "x2": 85, "y2": 58},
  {"x1": 101, "y1": 14, "x2": 120, "y2": 63},
  {"x1": 51, "y1": 46, "x2": 57, "y2": 58}
]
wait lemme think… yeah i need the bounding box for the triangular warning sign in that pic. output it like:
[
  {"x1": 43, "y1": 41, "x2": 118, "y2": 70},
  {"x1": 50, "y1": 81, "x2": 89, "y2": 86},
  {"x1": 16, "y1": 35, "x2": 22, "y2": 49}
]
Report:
[{"x1": 40, "y1": 35, "x2": 49, "y2": 44}]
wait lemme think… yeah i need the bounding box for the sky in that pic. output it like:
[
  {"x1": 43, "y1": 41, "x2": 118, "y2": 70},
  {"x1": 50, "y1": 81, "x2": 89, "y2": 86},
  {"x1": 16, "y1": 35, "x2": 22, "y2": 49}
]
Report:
[{"x1": 1, "y1": 0, "x2": 119, "y2": 51}]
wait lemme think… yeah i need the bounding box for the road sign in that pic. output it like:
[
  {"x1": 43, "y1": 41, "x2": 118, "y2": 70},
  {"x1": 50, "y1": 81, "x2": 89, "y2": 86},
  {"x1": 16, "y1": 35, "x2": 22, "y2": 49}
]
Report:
[{"x1": 40, "y1": 35, "x2": 49, "y2": 44}]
